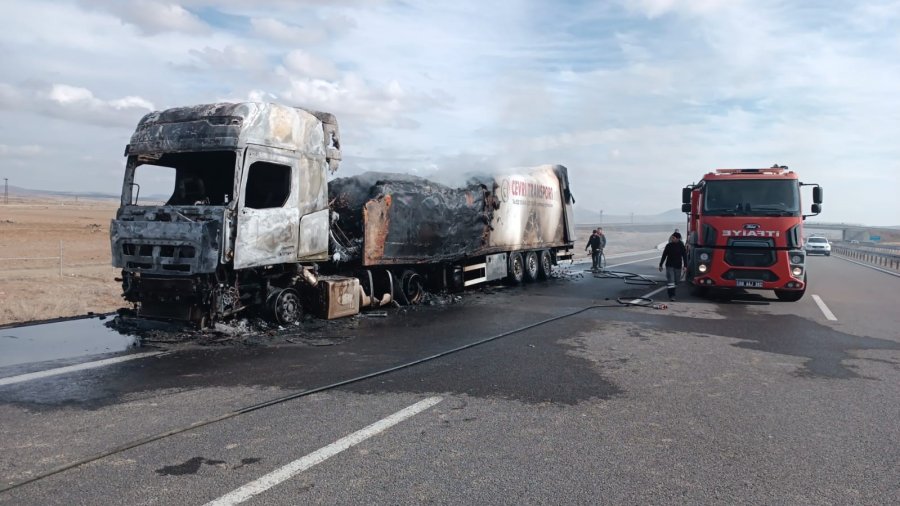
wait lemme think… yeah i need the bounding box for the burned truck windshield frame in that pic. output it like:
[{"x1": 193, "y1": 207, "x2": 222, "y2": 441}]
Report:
[
  {"x1": 132, "y1": 151, "x2": 237, "y2": 206},
  {"x1": 703, "y1": 179, "x2": 800, "y2": 216}
]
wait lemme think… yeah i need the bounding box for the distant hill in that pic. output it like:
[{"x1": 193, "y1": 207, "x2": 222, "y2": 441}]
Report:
[
  {"x1": 5, "y1": 185, "x2": 169, "y2": 202},
  {"x1": 575, "y1": 207, "x2": 684, "y2": 225}
]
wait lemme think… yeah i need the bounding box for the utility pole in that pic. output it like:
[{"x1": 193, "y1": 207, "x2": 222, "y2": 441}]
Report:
[
  {"x1": 600, "y1": 209, "x2": 603, "y2": 224},
  {"x1": 3, "y1": 178, "x2": 7, "y2": 205}
]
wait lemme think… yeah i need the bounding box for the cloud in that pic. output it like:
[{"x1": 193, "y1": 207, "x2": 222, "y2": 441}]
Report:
[
  {"x1": 622, "y1": 0, "x2": 736, "y2": 18},
  {"x1": 250, "y1": 17, "x2": 327, "y2": 45},
  {"x1": 82, "y1": 0, "x2": 210, "y2": 35},
  {"x1": 0, "y1": 144, "x2": 44, "y2": 157},
  {"x1": 281, "y1": 49, "x2": 340, "y2": 80},
  {"x1": 186, "y1": 45, "x2": 270, "y2": 73},
  {"x1": 0, "y1": 0, "x2": 898, "y2": 224},
  {"x1": 0, "y1": 82, "x2": 154, "y2": 128},
  {"x1": 278, "y1": 73, "x2": 439, "y2": 129}
]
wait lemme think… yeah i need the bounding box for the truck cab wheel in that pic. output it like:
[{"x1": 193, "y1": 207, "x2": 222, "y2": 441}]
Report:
[
  {"x1": 538, "y1": 250, "x2": 552, "y2": 280},
  {"x1": 507, "y1": 252, "x2": 525, "y2": 284},
  {"x1": 267, "y1": 288, "x2": 302, "y2": 325},
  {"x1": 523, "y1": 251, "x2": 539, "y2": 282}
]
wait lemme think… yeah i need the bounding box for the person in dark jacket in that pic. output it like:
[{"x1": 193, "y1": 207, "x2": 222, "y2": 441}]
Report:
[
  {"x1": 658, "y1": 232, "x2": 688, "y2": 301},
  {"x1": 585, "y1": 228, "x2": 607, "y2": 271}
]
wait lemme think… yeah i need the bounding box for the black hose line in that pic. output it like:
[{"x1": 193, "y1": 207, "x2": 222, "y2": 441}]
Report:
[
  {"x1": 0, "y1": 298, "x2": 656, "y2": 494},
  {"x1": 592, "y1": 269, "x2": 659, "y2": 286}
]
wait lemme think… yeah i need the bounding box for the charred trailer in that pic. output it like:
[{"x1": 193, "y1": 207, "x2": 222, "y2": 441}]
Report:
[
  {"x1": 327, "y1": 164, "x2": 577, "y2": 303},
  {"x1": 110, "y1": 101, "x2": 575, "y2": 327}
]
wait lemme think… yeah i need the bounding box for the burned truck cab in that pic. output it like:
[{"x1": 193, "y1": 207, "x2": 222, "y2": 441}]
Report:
[{"x1": 110, "y1": 102, "x2": 341, "y2": 324}]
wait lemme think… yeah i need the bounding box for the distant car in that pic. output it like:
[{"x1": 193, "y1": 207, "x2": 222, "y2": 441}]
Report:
[
  {"x1": 805, "y1": 236, "x2": 831, "y2": 256},
  {"x1": 850, "y1": 239, "x2": 860, "y2": 244}
]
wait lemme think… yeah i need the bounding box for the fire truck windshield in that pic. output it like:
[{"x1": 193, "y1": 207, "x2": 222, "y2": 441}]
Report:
[{"x1": 703, "y1": 179, "x2": 800, "y2": 216}]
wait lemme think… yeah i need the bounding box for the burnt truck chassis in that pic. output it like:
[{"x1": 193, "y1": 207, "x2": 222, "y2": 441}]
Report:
[{"x1": 116, "y1": 180, "x2": 575, "y2": 328}]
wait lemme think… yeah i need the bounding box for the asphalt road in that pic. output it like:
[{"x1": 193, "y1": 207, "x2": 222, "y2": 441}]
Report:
[{"x1": 0, "y1": 254, "x2": 898, "y2": 505}]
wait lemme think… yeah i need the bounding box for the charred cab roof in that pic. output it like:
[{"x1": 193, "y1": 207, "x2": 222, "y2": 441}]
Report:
[{"x1": 125, "y1": 102, "x2": 341, "y2": 170}]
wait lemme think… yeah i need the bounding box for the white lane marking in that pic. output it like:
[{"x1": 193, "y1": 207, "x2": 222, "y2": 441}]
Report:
[
  {"x1": 0, "y1": 352, "x2": 163, "y2": 387},
  {"x1": 631, "y1": 285, "x2": 667, "y2": 304},
  {"x1": 811, "y1": 294, "x2": 838, "y2": 321},
  {"x1": 205, "y1": 396, "x2": 444, "y2": 506}
]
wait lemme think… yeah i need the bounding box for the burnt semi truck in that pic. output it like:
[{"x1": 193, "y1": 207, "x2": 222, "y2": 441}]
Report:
[
  {"x1": 681, "y1": 165, "x2": 823, "y2": 301},
  {"x1": 110, "y1": 102, "x2": 576, "y2": 326}
]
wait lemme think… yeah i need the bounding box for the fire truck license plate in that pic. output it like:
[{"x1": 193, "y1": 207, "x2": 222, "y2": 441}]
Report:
[{"x1": 736, "y1": 279, "x2": 764, "y2": 288}]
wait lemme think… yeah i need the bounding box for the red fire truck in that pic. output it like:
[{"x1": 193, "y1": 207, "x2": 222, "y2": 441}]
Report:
[{"x1": 681, "y1": 165, "x2": 823, "y2": 301}]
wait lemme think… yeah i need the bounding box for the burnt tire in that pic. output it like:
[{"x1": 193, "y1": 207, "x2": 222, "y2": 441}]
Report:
[
  {"x1": 507, "y1": 252, "x2": 525, "y2": 284},
  {"x1": 399, "y1": 269, "x2": 425, "y2": 305},
  {"x1": 523, "y1": 251, "x2": 539, "y2": 282},
  {"x1": 538, "y1": 250, "x2": 552, "y2": 280},
  {"x1": 267, "y1": 288, "x2": 302, "y2": 325}
]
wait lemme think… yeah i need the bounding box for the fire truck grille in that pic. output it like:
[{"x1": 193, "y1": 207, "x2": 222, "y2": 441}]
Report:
[{"x1": 725, "y1": 239, "x2": 776, "y2": 267}]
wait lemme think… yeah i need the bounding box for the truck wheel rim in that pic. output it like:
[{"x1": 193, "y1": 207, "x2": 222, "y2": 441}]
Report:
[{"x1": 271, "y1": 289, "x2": 301, "y2": 324}]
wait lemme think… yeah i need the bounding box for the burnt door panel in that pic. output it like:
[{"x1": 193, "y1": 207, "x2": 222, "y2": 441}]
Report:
[{"x1": 234, "y1": 149, "x2": 300, "y2": 269}]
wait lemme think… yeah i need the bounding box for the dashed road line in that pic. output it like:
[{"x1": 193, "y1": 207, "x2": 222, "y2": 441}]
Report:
[
  {"x1": 811, "y1": 294, "x2": 838, "y2": 321},
  {"x1": 0, "y1": 352, "x2": 163, "y2": 387},
  {"x1": 204, "y1": 396, "x2": 444, "y2": 506}
]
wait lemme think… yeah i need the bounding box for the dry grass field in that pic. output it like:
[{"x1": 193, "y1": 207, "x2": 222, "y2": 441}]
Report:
[
  {"x1": 0, "y1": 197, "x2": 665, "y2": 326},
  {"x1": 0, "y1": 197, "x2": 122, "y2": 326}
]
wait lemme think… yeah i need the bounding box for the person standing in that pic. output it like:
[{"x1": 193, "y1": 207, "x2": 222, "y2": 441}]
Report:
[
  {"x1": 585, "y1": 228, "x2": 602, "y2": 271},
  {"x1": 658, "y1": 232, "x2": 688, "y2": 301},
  {"x1": 596, "y1": 227, "x2": 607, "y2": 269}
]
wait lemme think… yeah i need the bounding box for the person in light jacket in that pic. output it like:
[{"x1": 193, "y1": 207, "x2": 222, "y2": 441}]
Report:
[{"x1": 658, "y1": 232, "x2": 688, "y2": 301}]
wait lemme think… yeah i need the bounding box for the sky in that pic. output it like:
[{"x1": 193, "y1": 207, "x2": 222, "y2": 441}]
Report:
[{"x1": 0, "y1": 0, "x2": 898, "y2": 225}]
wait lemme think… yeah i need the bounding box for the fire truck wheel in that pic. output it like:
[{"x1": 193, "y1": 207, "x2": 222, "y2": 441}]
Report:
[
  {"x1": 775, "y1": 288, "x2": 805, "y2": 301},
  {"x1": 691, "y1": 285, "x2": 709, "y2": 298},
  {"x1": 538, "y1": 250, "x2": 552, "y2": 279},
  {"x1": 524, "y1": 251, "x2": 539, "y2": 282},
  {"x1": 267, "y1": 288, "x2": 302, "y2": 325},
  {"x1": 507, "y1": 252, "x2": 525, "y2": 284}
]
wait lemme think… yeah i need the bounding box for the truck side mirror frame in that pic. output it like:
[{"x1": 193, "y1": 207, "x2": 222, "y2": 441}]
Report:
[
  {"x1": 813, "y1": 186, "x2": 823, "y2": 204},
  {"x1": 129, "y1": 182, "x2": 140, "y2": 205},
  {"x1": 681, "y1": 203, "x2": 691, "y2": 213},
  {"x1": 681, "y1": 187, "x2": 692, "y2": 204}
]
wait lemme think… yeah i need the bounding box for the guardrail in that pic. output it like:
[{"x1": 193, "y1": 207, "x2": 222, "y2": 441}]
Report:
[{"x1": 832, "y1": 245, "x2": 900, "y2": 272}]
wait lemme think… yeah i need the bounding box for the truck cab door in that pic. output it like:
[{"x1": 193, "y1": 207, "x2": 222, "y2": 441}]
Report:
[{"x1": 234, "y1": 147, "x2": 300, "y2": 269}]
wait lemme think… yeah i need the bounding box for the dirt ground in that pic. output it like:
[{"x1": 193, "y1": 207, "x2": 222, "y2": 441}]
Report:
[
  {"x1": 0, "y1": 198, "x2": 123, "y2": 326},
  {"x1": 0, "y1": 197, "x2": 663, "y2": 326}
]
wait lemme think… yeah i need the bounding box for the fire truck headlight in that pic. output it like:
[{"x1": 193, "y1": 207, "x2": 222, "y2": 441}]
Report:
[
  {"x1": 698, "y1": 264, "x2": 708, "y2": 273},
  {"x1": 790, "y1": 254, "x2": 803, "y2": 264},
  {"x1": 792, "y1": 266, "x2": 803, "y2": 277},
  {"x1": 699, "y1": 252, "x2": 710, "y2": 262}
]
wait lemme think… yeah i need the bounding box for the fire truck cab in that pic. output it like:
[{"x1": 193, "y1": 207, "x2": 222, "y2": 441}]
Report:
[{"x1": 681, "y1": 165, "x2": 823, "y2": 301}]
